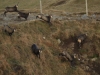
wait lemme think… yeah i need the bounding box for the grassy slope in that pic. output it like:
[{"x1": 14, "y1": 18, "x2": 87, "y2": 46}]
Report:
[
  {"x1": 0, "y1": 0, "x2": 100, "y2": 75},
  {"x1": 0, "y1": 20, "x2": 100, "y2": 75}
]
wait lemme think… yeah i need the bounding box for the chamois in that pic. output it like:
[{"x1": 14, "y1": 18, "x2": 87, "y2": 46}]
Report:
[
  {"x1": 17, "y1": 11, "x2": 30, "y2": 20},
  {"x1": 3, "y1": 25, "x2": 16, "y2": 36},
  {"x1": 31, "y1": 44, "x2": 42, "y2": 59},
  {"x1": 76, "y1": 34, "x2": 87, "y2": 48},
  {"x1": 36, "y1": 14, "x2": 52, "y2": 25},
  {"x1": 4, "y1": 2, "x2": 19, "y2": 16},
  {"x1": 59, "y1": 51, "x2": 76, "y2": 66}
]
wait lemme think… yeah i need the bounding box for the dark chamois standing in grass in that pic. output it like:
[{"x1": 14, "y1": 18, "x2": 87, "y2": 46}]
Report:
[
  {"x1": 76, "y1": 34, "x2": 87, "y2": 48},
  {"x1": 17, "y1": 11, "x2": 30, "y2": 20},
  {"x1": 59, "y1": 51, "x2": 76, "y2": 67},
  {"x1": 31, "y1": 44, "x2": 42, "y2": 59},
  {"x1": 4, "y1": 2, "x2": 19, "y2": 16},
  {"x1": 36, "y1": 14, "x2": 53, "y2": 25},
  {"x1": 3, "y1": 25, "x2": 16, "y2": 36}
]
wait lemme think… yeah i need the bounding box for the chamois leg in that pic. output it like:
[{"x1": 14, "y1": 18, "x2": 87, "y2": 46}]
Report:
[
  {"x1": 18, "y1": 16, "x2": 21, "y2": 20},
  {"x1": 38, "y1": 54, "x2": 40, "y2": 59},
  {"x1": 79, "y1": 43, "x2": 81, "y2": 48},
  {"x1": 25, "y1": 17, "x2": 27, "y2": 20},
  {"x1": 48, "y1": 22, "x2": 52, "y2": 26},
  {"x1": 4, "y1": 11, "x2": 7, "y2": 16}
]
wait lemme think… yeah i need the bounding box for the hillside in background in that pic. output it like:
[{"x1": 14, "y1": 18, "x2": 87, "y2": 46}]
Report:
[{"x1": 0, "y1": 0, "x2": 100, "y2": 13}]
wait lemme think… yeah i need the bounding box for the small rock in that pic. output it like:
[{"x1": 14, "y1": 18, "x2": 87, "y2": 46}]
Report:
[
  {"x1": 43, "y1": 37, "x2": 46, "y2": 39},
  {"x1": 57, "y1": 39, "x2": 61, "y2": 44},
  {"x1": 85, "y1": 66, "x2": 90, "y2": 71},
  {"x1": 91, "y1": 58, "x2": 97, "y2": 61},
  {"x1": 82, "y1": 54, "x2": 88, "y2": 59}
]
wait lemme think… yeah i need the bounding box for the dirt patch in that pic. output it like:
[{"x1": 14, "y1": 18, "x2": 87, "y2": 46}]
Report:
[
  {"x1": 54, "y1": 32, "x2": 100, "y2": 75},
  {"x1": 91, "y1": 62, "x2": 100, "y2": 75},
  {"x1": 49, "y1": 0, "x2": 67, "y2": 7}
]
